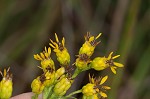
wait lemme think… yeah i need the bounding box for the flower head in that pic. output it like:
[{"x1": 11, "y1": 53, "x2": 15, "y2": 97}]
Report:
[
  {"x1": 50, "y1": 33, "x2": 70, "y2": 66},
  {"x1": 54, "y1": 76, "x2": 73, "y2": 96},
  {"x1": 106, "y1": 52, "x2": 124, "y2": 74},
  {"x1": 79, "y1": 32, "x2": 101, "y2": 57},
  {"x1": 82, "y1": 94, "x2": 99, "y2": 99},
  {"x1": 31, "y1": 74, "x2": 45, "y2": 94},
  {"x1": 34, "y1": 47, "x2": 55, "y2": 71},
  {"x1": 0, "y1": 67, "x2": 13, "y2": 99},
  {"x1": 55, "y1": 67, "x2": 65, "y2": 80},
  {"x1": 82, "y1": 74, "x2": 110, "y2": 98},
  {"x1": 43, "y1": 70, "x2": 55, "y2": 87},
  {"x1": 75, "y1": 54, "x2": 91, "y2": 70},
  {"x1": 91, "y1": 52, "x2": 124, "y2": 74}
]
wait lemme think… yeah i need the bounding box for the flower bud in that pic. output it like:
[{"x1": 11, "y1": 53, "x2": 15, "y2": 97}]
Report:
[
  {"x1": 82, "y1": 94, "x2": 99, "y2": 99},
  {"x1": 75, "y1": 58, "x2": 88, "y2": 70},
  {"x1": 91, "y1": 57, "x2": 108, "y2": 71},
  {"x1": 55, "y1": 67, "x2": 65, "y2": 80},
  {"x1": 91, "y1": 52, "x2": 124, "y2": 74},
  {"x1": 75, "y1": 54, "x2": 91, "y2": 70},
  {"x1": 82, "y1": 83, "x2": 96, "y2": 96},
  {"x1": 54, "y1": 77, "x2": 72, "y2": 96},
  {"x1": 82, "y1": 75, "x2": 110, "y2": 98},
  {"x1": 50, "y1": 33, "x2": 70, "y2": 66},
  {"x1": 34, "y1": 47, "x2": 55, "y2": 71},
  {"x1": 31, "y1": 76, "x2": 45, "y2": 94},
  {"x1": 55, "y1": 49, "x2": 70, "y2": 66},
  {"x1": 0, "y1": 68, "x2": 13, "y2": 99},
  {"x1": 43, "y1": 71, "x2": 55, "y2": 87},
  {"x1": 79, "y1": 32, "x2": 101, "y2": 57},
  {"x1": 41, "y1": 59, "x2": 55, "y2": 71}
]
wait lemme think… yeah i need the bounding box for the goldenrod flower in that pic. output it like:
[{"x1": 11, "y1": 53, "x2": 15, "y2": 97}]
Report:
[
  {"x1": 50, "y1": 33, "x2": 70, "y2": 66},
  {"x1": 82, "y1": 94, "x2": 99, "y2": 99},
  {"x1": 0, "y1": 67, "x2": 13, "y2": 99},
  {"x1": 34, "y1": 47, "x2": 55, "y2": 71},
  {"x1": 31, "y1": 74, "x2": 45, "y2": 94},
  {"x1": 91, "y1": 52, "x2": 124, "y2": 74},
  {"x1": 82, "y1": 75, "x2": 110, "y2": 98},
  {"x1": 54, "y1": 77, "x2": 72, "y2": 96},
  {"x1": 79, "y1": 32, "x2": 101, "y2": 57},
  {"x1": 75, "y1": 54, "x2": 91, "y2": 70},
  {"x1": 55, "y1": 67, "x2": 65, "y2": 80},
  {"x1": 82, "y1": 83, "x2": 96, "y2": 96},
  {"x1": 43, "y1": 71, "x2": 55, "y2": 87}
]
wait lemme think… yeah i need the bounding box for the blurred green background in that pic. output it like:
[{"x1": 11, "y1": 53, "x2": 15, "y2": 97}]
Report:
[{"x1": 0, "y1": 0, "x2": 150, "y2": 99}]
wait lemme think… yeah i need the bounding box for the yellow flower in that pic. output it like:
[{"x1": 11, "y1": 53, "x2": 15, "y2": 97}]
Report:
[
  {"x1": 75, "y1": 54, "x2": 91, "y2": 70},
  {"x1": 82, "y1": 94, "x2": 99, "y2": 99},
  {"x1": 91, "y1": 52, "x2": 124, "y2": 74},
  {"x1": 31, "y1": 74, "x2": 45, "y2": 94},
  {"x1": 82, "y1": 83, "x2": 96, "y2": 96},
  {"x1": 54, "y1": 77, "x2": 72, "y2": 96},
  {"x1": 43, "y1": 71, "x2": 55, "y2": 87},
  {"x1": 55, "y1": 67, "x2": 65, "y2": 80},
  {"x1": 82, "y1": 75, "x2": 111, "y2": 98},
  {"x1": 0, "y1": 67, "x2": 13, "y2": 99},
  {"x1": 49, "y1": 33, "x2": 70, "y2": 66},
  {"x1": 34, "y1": 47, "x2": 55, "y2": 71},
  {"x1": 79, "y1": 32, "x2": 101, "y2": 57}
]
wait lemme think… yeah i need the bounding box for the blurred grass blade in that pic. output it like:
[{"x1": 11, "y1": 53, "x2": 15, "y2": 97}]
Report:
[{"x1": 108, "y1": 0, "x2": 141, "y2": 98}]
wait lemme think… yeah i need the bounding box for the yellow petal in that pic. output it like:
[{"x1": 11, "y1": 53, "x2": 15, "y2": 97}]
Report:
[
  {"x1": 89, "y1": 36, "x2": 94, "y2": 42},
  {"x1": 50, "y1": 39, "x2": 55, "y2": 45},
  {"x1": 114, "y1": 62, "x2": 124, "y2": 67},
  {"x1": 89, "y1": 74, "x2": 95, "y2": 84},
  {"x1": 34, "y1": 54, "x2": 42, "y2": 60},
  {"x1": 100, "y1": 91, "x2": 107, "y2": 98},
  {"x1": 102, "y1": 86, "x2": 111, "y2": 90},
  {"x1": 55, "y1": 33, "x2": 59, "y2": 42},
  {"x1": 4, "y1": 69, "x2": 7, "y2": 77},
  {"x1": 91, "y1": 77, "x2": 95, "y2": 84},
  {"x1": 100, "y1": 76, "x2": 108, "y2": 85},
  {"x1": 37, "y1": 54, "x2": 43, "y2": 60},
  {"x1": 48, "y1": 47, "x2": 51, "y2": 55},
  {"x1": 34, "y1": 55, "x2": 38, "y2": 60},
  {"x1": 45, "y1": 46, "x2": 47, "y2": 53},
  {"x1": 49, "y1": 43, "x2": 55, "y2": 49},
  {"x1": 110, "y1": 66, "x2": 116, "y2": 74},
  {"x1": 54, "y1": 49, "x2": 59, "y2": 53},
  {"x1": 108, "y1": 52, "x2": 113, "y2": 60},
  {"x1": 112, "y1": 55, "x2": 120, "y2": 59},
  {"x1": 40, "y1": 53, "x2": 45, "y2": 59},
  {"x1": 62, "y1": 37, "x2": 65, "y2": 47},
  {"x1": 53, "y1": 42, "x2": 59, "y2": 49},
  {"x1": 112, "y1": 66, "x2": 117, "y2": 69},
  {"x1": 95, "y1": 33, "x2": 102, "y2": 39},
  {"x1": 44, "y1": 53, "x2": 49, "y2": 58}
]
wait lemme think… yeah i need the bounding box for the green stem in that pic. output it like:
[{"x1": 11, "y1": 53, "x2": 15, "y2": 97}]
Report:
[
  {"x1": 43, "y1": 85, "x2": 54, "y2": 99},
  {"x1": 49, "y1": 93, "x2": 59, "y2": 99},
  {"x1": 32, "y1": 94, "x2": 38, "y2": 99},
  {"x1": 72, "y1": 68, "x2": 81, "y2": 79},
  {"x1": 65, "y1": 89, "x2": 82, "y2": 98},
  {"x1": 72, "y1": 66, "x2": 91, "y2": 79}
]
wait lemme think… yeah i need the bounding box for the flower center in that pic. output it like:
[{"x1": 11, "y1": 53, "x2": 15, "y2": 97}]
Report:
[
  {"x1": 106, "y1": 59, "x2": 114, "y2": 66},
  {"x1": 78, "y1": 54, "x2": 89, "y2": 61},
  {"x1": 57, "y1": 42, "x2": 64, "y2": 51}
]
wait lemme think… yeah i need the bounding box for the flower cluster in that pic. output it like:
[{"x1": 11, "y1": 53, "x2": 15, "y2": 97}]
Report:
[
  {"x1": 0, "y1": 67, "x2": 13, "y2": 99},
  {"x1": 82, "y1": 75, "x2": 110, "y2": 98},
  {"x1": 30, "y1": 32, "x2": 123, "y2": 99},
  {"x1": 75, "y1": 32, "x2": 101, "y2": 70},
  {"x1": 0, "y1": 32, "x2": 123, "y2": 99},
  {"x1": 31, "y1": 34, "x2": 73, "y2": 99}
]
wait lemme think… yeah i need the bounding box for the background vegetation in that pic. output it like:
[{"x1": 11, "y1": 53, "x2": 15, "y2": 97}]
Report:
[{"x1": 0, "y1": 0, "x2": 150, "y2": 99}]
